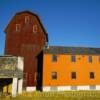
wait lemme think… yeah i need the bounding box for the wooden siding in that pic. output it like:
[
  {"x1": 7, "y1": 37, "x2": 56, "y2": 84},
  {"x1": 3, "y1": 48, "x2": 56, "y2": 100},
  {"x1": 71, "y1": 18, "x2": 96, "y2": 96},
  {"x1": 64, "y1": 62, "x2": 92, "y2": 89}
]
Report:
[{"x1": 4, "y1": 11, "x2": 48, "y2": 86}]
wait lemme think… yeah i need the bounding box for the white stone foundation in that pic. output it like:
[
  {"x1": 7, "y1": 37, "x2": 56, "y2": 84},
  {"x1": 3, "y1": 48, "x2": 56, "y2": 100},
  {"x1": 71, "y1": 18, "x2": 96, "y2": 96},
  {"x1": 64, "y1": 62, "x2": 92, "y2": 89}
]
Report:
[
  {"x1": 77, "y1": 86, "x2": 90, "y2": 90},
  {"x1": 26, "y1": 87, "x2": 36, "y2": 92},
  {"x1": 96, "y1": 85, "x2": 100, "y2": 90},
  {"x1": 43, "y1": 85, "x2": 100, "y2": 91}
]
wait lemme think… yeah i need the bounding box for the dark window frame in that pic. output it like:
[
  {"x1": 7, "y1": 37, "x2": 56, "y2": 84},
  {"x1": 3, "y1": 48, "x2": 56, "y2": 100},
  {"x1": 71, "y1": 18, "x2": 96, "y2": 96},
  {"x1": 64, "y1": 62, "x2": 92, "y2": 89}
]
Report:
[
  {"x1": 51, "y1": 72, "x2": 57, "y2": 80},
  {"x1": 88, "y1": 56, "x2": 92, "y2": 63},
  {"x1": 90, "y1": 72, "x2": 95, "y2": 79},
  {"x1": 71, "y1": 55, "x2": 76, "y2": 62},
  {"x1": 52, "y1": 55, "x2": 57, "y2": 62},
  {"x1": 99, "y1": 56, "x2": 100, "y2": 62},
  {"x1": 71, "y1": 72, "x2": 76, "y2": 79}
]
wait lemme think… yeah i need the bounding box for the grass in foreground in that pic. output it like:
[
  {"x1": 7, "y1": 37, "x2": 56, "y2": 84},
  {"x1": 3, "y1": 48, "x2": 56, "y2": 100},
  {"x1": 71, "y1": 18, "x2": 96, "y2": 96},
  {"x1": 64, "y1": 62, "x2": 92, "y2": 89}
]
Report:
[{"x1": 1, "y1": 91, "x2": 100, "y2": 100}]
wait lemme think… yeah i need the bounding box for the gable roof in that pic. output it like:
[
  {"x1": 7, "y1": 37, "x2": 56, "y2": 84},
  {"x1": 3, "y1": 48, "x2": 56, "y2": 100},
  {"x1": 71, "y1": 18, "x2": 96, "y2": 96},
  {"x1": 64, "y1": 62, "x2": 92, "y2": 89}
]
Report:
[
  {"x1": 44, "y1": 46, "x2": 100, "y2": 55},
  {"x1": 4, "y1": 11, "x2": 48, "y2": 42}
]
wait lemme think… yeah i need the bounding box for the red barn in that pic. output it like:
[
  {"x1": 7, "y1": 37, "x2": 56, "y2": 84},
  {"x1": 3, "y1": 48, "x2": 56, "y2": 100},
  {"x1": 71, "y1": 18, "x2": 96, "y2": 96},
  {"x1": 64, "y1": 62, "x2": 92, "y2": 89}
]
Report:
[{"x1": 4, "y1": 11, "x2": 48, "y2": 91}]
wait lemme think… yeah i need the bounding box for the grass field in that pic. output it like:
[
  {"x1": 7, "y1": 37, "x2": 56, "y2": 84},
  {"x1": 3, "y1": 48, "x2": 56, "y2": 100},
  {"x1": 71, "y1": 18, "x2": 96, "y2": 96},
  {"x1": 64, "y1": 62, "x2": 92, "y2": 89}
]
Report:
[{"x1": 1, "y1": 91, "x2": 100, "y2": 100}]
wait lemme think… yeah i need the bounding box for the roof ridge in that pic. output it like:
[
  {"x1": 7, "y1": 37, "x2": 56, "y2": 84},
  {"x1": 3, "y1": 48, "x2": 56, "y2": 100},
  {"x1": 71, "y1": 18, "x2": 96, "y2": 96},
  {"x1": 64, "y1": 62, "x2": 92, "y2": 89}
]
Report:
[{"x1": 48, "y1": 45, "x2": 100, "y2": 49}]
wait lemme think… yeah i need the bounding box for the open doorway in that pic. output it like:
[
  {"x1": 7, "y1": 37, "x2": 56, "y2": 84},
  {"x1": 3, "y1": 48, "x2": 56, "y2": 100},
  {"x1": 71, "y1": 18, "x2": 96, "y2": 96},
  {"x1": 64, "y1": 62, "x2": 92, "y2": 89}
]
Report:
[{"x1": 0, "y1": 78, "x2": 12, "y2": 94}]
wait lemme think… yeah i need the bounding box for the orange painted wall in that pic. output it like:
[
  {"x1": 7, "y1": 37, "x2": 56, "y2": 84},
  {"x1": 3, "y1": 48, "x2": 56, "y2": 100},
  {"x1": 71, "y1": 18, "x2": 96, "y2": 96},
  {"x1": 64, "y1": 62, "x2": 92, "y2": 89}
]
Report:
[{"x1": 43, "y1": 54, "x2": 100, "y2": 86}]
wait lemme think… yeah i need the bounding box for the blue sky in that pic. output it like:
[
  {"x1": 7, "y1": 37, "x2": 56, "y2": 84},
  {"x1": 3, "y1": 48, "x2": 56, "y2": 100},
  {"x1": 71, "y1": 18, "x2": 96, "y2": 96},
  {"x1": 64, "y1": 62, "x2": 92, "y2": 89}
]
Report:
[{"x1": 0, "y1": 0, "x2": 100, "y2": 55}]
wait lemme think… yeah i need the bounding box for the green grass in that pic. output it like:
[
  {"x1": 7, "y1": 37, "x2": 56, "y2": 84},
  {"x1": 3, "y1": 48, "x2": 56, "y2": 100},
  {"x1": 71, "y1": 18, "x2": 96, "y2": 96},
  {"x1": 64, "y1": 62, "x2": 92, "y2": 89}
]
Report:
[{"x1": 1, "y1": 91, "x2": 100, "y2": 100}]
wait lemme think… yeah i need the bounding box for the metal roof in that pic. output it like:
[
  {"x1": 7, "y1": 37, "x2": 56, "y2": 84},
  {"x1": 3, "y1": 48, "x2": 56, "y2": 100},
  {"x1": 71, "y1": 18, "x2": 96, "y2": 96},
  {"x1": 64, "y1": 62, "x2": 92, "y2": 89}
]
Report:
[{"x1": 44, "y1": 46, "x2": 100, "y2": 55}]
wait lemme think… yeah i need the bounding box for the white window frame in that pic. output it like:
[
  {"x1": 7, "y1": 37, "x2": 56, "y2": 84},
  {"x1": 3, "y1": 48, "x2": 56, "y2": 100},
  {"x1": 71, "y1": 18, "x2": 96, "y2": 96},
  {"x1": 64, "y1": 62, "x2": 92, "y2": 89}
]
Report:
[
  {"x1": 16, "y1": 24, "x2": 20, "y2": 32},
  {"x1": 33, "y1": 25, "x2": 38, "y2": 33},
  {"x1": 25, "y1": 16, "x2": 29, "y2": 24}
]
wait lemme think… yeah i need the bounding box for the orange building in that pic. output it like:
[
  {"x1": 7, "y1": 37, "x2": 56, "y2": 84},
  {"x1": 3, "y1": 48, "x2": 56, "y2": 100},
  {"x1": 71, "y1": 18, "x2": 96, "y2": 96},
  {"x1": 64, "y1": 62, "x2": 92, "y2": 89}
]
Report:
[{"x1": 43, "y1": 46, "x2": 100, "y2": 91}]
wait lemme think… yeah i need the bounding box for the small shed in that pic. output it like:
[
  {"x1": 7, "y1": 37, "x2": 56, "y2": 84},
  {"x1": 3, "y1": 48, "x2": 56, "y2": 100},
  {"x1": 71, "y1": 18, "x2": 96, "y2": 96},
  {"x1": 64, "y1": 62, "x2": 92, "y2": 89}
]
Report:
[{"x1": 0, "y1": 55, "x2": 23, "y2": 97}]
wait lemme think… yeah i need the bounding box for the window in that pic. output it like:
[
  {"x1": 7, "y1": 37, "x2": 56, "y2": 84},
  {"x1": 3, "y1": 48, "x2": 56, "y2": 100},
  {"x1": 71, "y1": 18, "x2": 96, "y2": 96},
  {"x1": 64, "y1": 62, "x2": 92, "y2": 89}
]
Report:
[
  {"x1": 90, "y1": 72, "x2": 95, "y2": 79},
  {"x1": 51, "y1": 72, "x2": 57, "y2": 80},
  {"x1": 50, "y1": 86, "x2": 58, "y2": 91},
  {"x1": 71, "y1": 86, "x2": 77, "y2": 90},
  {"x1": 71, "y1": 72, "x2": 76, "y2": 79},
  {"x1": 88, "y1": 56, "x2": 92, "y2": 63},
  {"x1": 25, "y1": 16, "x2": 29, "y2": 23},
  {"x1": 16, "y1": 24, "x2": 20, "y2": 32},
  {"x1": 99, "y1": 56, "x2": 100, "y2": 62},
  {"x1": 71, "y1": 56, "x2": 76, "y2": 62},
  {"x1": 33, "y1": 25, "x2": 38, "y2": 33},
  {"x1": 89, "y1": 86, "x2": 96, "y2": 90},
  {"x1": 52, "y1": 55, "x2": 57, "y2": 62}
]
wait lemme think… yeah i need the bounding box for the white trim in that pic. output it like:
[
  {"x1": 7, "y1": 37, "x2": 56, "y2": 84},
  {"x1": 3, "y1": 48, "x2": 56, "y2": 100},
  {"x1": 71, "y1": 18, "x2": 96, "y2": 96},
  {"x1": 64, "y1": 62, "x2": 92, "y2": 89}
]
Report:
[
  {"x1": 26, "y1": 87, "x2": 36, "y2": 92},
  {"x1": 18, "y1": 79, "x2": 23, "y2": 94},
  {"x1": 12, "y1": 78, "x2": 18, "y2": 97},
  {"x1": 43, "y1": 85, "x2": 100, "y2": 91},
  {"x1": 17, "y1": 57, "x2": 24, "y2": 71}
]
